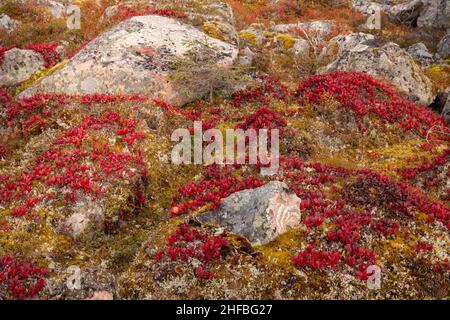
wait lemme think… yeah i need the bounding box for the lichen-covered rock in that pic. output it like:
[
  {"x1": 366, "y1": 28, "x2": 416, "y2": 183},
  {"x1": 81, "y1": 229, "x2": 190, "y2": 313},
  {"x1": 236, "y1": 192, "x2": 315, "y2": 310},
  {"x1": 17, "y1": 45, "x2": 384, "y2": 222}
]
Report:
[
  {"x1": 416, "y1": 0, "x2": 450, "y2": 29},
  {"x1": 194, "y1": 2, "x2": 238, "y2": 45},
  {"x1": 270, "y1": 20, "x2": 333, "y2": 39},
  {"x1": 437, "y1": 34, "x2": 450, "y2": 58},
  {"x1": 291, "y1": 38, "x2": 310, "y2": 56},
  {"x1": 46, "y1": 0, "x2": 66, "y2": 19},
  {"x1": 238, "y1": 23, "x2": 267, "y2": 46},
  {"x1": 352, "y1": 0, "x2": 388, "y2": 15},
  {"x1": 60, "y1": 198, "x2": 106, "y2": 239},
  {"x1": 319, "y1": 35, "x2": 435, "y2": 105},
  {"x1": 0, "y1": 48, "x2": 44, "y2": 86},
  {"x1": 387, "y1": 0, "x2": 424, "y2": 26},
  {"x1": 387, "y1": 0, "x2": 449, "y2": 29},
  {"x1": 407, "y1": 42, "x2": 442, "y2": 68},
  {"x1": 319, "y1": 32, "x2": 376, "y2": 61},
  {"x1": 102, "y1": 2, "x2": 238, "y2": 45},
  {"x1": 198, "y1": 181, "x2": 302, "y2": 245},
  {"x1": 0, "y1": 13, "x2": 19, "y2": 33},
  {"x1": 18, "y1": 15, "x2": 239, "y2": 105}
]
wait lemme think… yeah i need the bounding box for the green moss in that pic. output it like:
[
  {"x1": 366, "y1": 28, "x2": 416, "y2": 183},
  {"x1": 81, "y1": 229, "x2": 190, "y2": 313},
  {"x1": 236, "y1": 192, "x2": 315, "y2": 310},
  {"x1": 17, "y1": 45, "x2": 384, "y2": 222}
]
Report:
[{"x1": 255, "y1": 228, "x2": 304, "y2": 269}]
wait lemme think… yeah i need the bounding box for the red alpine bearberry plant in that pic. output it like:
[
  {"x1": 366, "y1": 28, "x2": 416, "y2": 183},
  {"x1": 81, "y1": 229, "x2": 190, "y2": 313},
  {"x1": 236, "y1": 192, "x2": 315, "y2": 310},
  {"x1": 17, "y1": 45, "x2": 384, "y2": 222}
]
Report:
[
  {"x1": 0, "y1": 255, "x2": 48, "y2": 300},
  {"x1": 153, "y1": 224, "x2": 228, "y2": 280},
  {"x1": 170, "y1": 164, "x2": 264, "y2": 216},
  {"x1": 0, "y1": 95, "x2": 148, "y2": 222},
  {"x1": 232, "y1": 74, "x2": 289, "y2": 108},
  {"x1": 295, "y1": 72, "x2": 449, "y2": 138}
]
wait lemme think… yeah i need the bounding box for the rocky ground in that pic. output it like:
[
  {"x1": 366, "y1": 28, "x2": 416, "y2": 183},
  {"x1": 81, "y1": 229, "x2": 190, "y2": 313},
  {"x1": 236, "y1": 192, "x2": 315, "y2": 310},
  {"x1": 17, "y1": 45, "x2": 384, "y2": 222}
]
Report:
[{"x1": 0, "y1": 0, "x2": 449, "y2": 300}]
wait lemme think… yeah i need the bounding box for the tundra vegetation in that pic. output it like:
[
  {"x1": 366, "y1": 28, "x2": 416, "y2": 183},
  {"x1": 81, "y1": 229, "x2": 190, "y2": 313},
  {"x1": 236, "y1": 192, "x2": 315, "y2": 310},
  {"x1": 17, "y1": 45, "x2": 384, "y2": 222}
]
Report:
[{"x1": 0, "y1": 0, "x2": 449, "y2": 300}]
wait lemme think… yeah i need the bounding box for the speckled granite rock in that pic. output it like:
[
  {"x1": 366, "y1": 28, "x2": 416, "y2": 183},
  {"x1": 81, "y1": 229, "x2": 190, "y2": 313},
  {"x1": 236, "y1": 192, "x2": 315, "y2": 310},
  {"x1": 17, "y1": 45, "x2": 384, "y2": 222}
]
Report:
[
  {"x1": 386, "y1": 0, "x2": 449, "y2": 29},
  {"x1": 416, "y1": 0, "x2": 450, "y2": 29},
  {"x1": 319, "y1": 32, "x2": 376, "y2": 60},
  {"x1": 437, "y1": 34, "x2": 450, "y2": 58},
  {"x1": 19, "y1": 15, "x2": 239, "y2": 105},
  {"x1": 199, "y1": 181, "x2": 302, "y2": 245},
  {"x1": 387, "y1": 0, "x2": 423, "y2": 26},
  {"x1": 102, "y1": 1, "x2": 238, "y2": 45},
  {"x1": 192, "y1": 2, "x2": 238, "y2": 45},
  {"x1": 270, "y1": 20, "x2": 333, "y2": 39},
  {"x1": 0, "y1": 13, "x2": 19, "y2": 33},
  {"x1": 0, "y1": 48, "x2": 44, "y2": 86},
  {"x1": 407, "y1": 42, "x2": 443, "y2": 68},
  {"x1": 352, "y1": 0, "x2": 389, "y2": 16}
]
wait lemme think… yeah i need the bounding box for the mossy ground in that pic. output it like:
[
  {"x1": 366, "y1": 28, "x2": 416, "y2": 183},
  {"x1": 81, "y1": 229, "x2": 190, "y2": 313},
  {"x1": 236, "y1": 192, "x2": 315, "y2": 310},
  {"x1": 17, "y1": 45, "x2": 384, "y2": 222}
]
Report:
[{"x1": 0, "y1": 0, "x2": 449, "y2": 300}]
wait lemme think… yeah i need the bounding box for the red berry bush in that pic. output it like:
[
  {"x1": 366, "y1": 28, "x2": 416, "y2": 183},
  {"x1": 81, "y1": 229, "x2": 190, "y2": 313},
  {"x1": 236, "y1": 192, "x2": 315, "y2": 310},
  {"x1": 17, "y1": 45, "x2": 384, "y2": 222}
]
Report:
[
  {"x1": 0, "y1": 94, "x2": 148, "y2": 221},
  {"x1": 0, "y1": 255, "x2": 48, "y2": 300},
  {"x1": 153, "y1": 224, "x2": 228, "y2": 280},
  {"x1": 295, "y1": 72, "x2": 448, "y2": 138}
]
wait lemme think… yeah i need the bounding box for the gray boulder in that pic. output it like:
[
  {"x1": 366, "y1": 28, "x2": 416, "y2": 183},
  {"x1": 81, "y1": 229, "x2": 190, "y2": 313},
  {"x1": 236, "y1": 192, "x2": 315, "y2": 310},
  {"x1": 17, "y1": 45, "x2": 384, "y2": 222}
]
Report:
[
  {"x1": 0, "y1": 48, "x2": 44, "y2": 86},
  {"x1": 198, "y1": 181, "x2": 302, "y2": 245},
  {"x1": 291, "y1": 38, "x2": 310, "y2": 56},
  {"x1": 319, "y1": 34, "x2": 435, "y2": 106},
  {"x1": 270, "y1": 20, "x2": 333, "y2": 39},
  {"x1": 437, "y1": 34, "x2": 450, "y2": 58},
  {"x1": 238, "y1": 47, "x2": 255, "y2": 66},
  {"x1": 0, "y1": 13, "x2": 19, "y2": 33},
  {"x1": 387, "y1": 0, "x2": 449, "y2": 29},
  {"x1": 238, "y1": 23, "x2": 268, "y2": 46},
  {"x1": 416, "y1": 0, "x2": 450, "y2": 29},
  {"x1": 18, "y1": 15, "x2": 238, "y2": 105},
  {"x1": 387, "y1": 0, "x2": 424, "y2": 26},
  {"x1": 407, "y1": 42, "x2": 442, "y2": 67},
  {"x1": 103, "y1": 2, "x2": 238, "y2": 45},
  {"x1": 352, "y1": 0, "x2": 389, "y2": 16},
  {"x1": 193, "y1": 2, "x2": 238, "y2": 46},
  {"x1": 319, "y1": 32, "x2": 376, "y2": 61}
]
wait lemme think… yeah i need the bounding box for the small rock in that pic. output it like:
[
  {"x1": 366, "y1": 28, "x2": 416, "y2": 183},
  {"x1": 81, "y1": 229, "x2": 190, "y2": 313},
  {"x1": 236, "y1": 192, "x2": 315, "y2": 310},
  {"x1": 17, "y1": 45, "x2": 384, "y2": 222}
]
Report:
[
  {"x1": 352, "y1": 0, "x2": 388, "y2": 16},
  {"x1": 60, "y1": 198, "x2": 105, "y2": 238},
  {"x1": 291, "y1": 38, "x2": 310, "y2": 56},
  {"x1": 0, "y1": 13, "x2": 19, "y2": 33},
  {"x1": 89, "y1": 291, "x2": 114, "y2": 300},
  {"x1": 319, "y1": 32, "x2": 376, "y2": 61},
  {"x1": 47, "y1": 0, "x2": 66, "y2": 19},
  {"x1": 239, "y1": 24, "x2": 267, "y2": 46}
]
